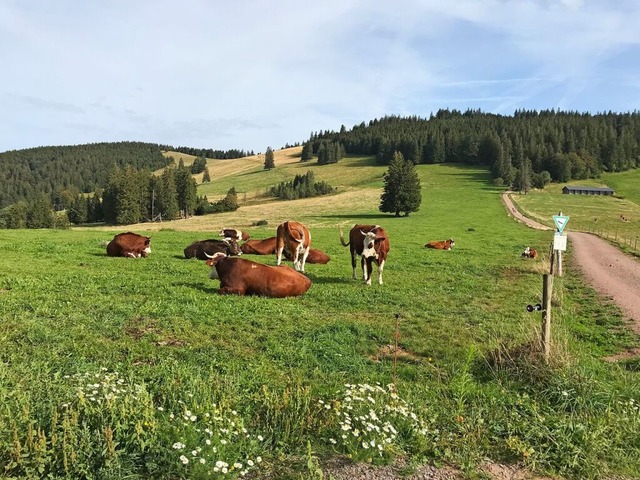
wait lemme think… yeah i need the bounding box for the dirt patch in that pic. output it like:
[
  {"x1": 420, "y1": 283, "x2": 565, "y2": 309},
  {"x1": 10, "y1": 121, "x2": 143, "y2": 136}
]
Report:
[
  {"x1": 604, "y1": 347, "x2": 640, "y2": 363},
  {"x1": 370, "y1": 344, "x2": 425, "y2": 363}
]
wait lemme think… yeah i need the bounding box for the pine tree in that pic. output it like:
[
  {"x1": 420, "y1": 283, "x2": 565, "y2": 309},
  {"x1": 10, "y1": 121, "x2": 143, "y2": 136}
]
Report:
[
  {"x1": 264, "y1": 147, "x2": 275, "y2": 170},
  {"x1": 202, "y1": 168, "x2": 211, "y2": 183},
  {"x1": 301, "y1": 142, "x2": 313, "y2": 162},
  {"x1": 379, "y1": 151, "x2": 422, "y2": 217},
  {"x1": 175, "y1": 160, "x2": 197, "y2": 218}
]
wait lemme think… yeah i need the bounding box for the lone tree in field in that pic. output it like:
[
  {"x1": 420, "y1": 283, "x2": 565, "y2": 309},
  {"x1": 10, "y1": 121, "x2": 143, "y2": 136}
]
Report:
[
  {"x1": 264, "y1": 147, "x2": 275, "y2": 170},
  {"x1": 379, "y1": 151, "x2": 422, "y2": 217}
]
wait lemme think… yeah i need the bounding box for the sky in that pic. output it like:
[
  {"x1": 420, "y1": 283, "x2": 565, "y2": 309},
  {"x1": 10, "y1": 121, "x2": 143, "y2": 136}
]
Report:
[{"x1": 2, "y1": 0, "x2": 640, "y2": 154}]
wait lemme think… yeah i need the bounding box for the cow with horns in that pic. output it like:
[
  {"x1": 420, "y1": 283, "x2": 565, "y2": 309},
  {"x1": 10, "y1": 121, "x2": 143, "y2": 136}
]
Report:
[
  {"x1": 184, "y1": 238, "x2": 242, "y2": 260},
  {"x1": 242, "y1": 236, "x2": 330, "y2": 264},
  {"x1": 339, "y1": 224, "x2": 389, "y2": 285}
]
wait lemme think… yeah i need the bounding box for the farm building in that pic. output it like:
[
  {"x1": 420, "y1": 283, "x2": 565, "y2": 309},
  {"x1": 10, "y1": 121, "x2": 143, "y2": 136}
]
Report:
[{"x1": 562, "y1": 186, "x2": 615, "y2": 196}]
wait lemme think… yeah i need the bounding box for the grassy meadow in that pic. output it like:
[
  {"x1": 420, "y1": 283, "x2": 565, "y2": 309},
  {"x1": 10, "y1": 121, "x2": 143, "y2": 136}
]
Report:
[{"x1": 1, "y1": 152, "x2": 640, "y2": 479}]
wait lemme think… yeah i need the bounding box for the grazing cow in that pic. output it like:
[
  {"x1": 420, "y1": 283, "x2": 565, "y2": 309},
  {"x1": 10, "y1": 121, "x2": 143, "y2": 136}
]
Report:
[
  {"x1": 521, "y1": 246, "x2": 538, "y2": 259},
  {"x1": 240, "y1": 237, "x2": 277, "y2": 255},
  {"x1": 242, "y1": 236, "x2": 330, "y2": 264},
  {"x1": 276, "y1": 221, "x2": 311, "y2": 272},
  {"x1": 339, "y1": 224, "x2": 389, "y2": 285},
  {"x1": 205, "y1": 252, "x2": 312, "y2": 298},
  {"x1": 220, "y1": 228, "x2": 250, "y2": 242},
  {"x1": 184, "y1": 239, "x2": 242, "y2": 260},
  {"x1": 425, "y1": 239, "x2": 455, "y2": 250},
  {"x1": 106, "y1": 232, "x2": 151, "y2": 258}
]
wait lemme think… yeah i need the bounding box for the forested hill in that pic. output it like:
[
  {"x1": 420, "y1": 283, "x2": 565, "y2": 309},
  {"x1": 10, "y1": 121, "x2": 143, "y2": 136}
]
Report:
[
  {"x1": 0, "y1": 142, "x2": 169, "y2": 209},
  {"x1": 307, "y1": 109, "x2": 640, "y2": 187}
]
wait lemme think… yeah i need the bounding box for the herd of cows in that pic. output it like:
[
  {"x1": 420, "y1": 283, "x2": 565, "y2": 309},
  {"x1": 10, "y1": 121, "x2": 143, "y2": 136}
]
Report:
[{"x1": 105, "y1": 223, "x2": 459, "y2": 298}]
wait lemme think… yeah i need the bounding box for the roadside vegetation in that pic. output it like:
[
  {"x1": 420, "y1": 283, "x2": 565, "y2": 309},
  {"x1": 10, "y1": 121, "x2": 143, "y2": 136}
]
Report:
[{"x1": 1, "y1": 160, "x2": 639, "y2": 479}]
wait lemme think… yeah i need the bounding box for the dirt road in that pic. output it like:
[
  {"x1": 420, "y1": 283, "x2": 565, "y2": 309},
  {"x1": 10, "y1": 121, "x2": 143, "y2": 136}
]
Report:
[{"x1": 502, "y1": 193, "x2": 640, "y2": 333}]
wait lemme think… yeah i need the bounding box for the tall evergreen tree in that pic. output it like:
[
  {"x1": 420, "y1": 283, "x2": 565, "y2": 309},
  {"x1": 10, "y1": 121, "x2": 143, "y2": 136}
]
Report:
[
  {"x1": 202, "y1": 167, "x2": 211, "y2": 183},
  {"x1": 379, "y1": 151, "x2": 422, "y2": 217},
  {"x1": 175, "y1": 160, "x2": 197, "y2": 218},
  {"x1": 158, "y1": 167, "x2": 179, "y2": 220},
  {"x1": 301, "y1": 142, "x2": 313, "y2": 162},
  {"x1": 264, "y1": 147, "x2": 275, "y2": 170}
]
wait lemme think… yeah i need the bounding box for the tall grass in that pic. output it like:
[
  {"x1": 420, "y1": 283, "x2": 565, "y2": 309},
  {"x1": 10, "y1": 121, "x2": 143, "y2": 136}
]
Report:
[{"x1": 1, "y1": 162, "x2": 639, "y2": 479}]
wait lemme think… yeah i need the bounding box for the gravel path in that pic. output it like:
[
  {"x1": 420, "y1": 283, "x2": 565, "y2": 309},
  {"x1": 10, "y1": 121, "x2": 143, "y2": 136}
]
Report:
[{"x1": 502, "y1": 192, "x2": 640, "y2": 332}]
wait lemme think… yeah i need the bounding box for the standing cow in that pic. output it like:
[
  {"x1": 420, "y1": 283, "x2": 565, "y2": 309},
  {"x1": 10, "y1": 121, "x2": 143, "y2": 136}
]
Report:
[
  {"x1": 106, "y1": 232, "x2": 151, "y2": 258},
  {"x1": 184, "y1": 239, "x2": 242, "y2": 260},
  {"x1": 276, "y1": 221, "x2": 311, "y2": 273},
  {"x1": 339, "y1": 224, "x2": 389, "y2": 285},
  {"x1": 205, "y1": 252, "x2": 312, "y2": 297}
]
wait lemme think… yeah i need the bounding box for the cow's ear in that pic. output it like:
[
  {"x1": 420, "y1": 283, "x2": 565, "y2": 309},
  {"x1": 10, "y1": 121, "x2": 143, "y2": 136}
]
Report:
[{"x1": 375, "y1": 236, "x2": 387, "y2": 243}]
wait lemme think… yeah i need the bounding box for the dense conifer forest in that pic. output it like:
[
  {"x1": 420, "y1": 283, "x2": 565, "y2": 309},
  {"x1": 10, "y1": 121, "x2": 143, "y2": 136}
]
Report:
[{"x1": 307, "y1": 109, "x2": 640, "y2": 191}]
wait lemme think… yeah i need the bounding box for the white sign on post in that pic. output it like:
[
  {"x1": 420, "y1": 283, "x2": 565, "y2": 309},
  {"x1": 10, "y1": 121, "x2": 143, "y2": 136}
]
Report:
[{"x1": 553, "y1": 234, "x2": 567, "y2": 251}]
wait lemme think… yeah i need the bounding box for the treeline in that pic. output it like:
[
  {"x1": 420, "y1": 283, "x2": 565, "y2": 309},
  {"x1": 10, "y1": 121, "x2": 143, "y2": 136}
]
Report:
[
  {"x1": 268, "y1": 171, "x2": 335, "y2": 200},
  {"x1": 0, "y1": 160, "x2": 237, "y2": 228},
  {"x1": 161, "y1": 145, "x2": 253, "y2": 159},
  {"x1": 305, "y1": 109, "x2": 640, "y2": 190},
  {"x1": 0, "y1": 142, "x2": 170, "y2": 209}
]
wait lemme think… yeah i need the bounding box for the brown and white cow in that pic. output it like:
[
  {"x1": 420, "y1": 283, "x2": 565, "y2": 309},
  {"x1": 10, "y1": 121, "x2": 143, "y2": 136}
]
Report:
[
  {"x1": 219, "y1": 228, "x2": 250, "y2": 242},
  {"x1": 425, "y1": 239, "x2": 455, "y2": 250},
  {"x1": 184, "y1": 239, "x2": 242, "y2": 260},
  {"x1": 521, "y1": 246, "x2": 538, "y2": 259},
  {"x1": 106, "y1": 232, "x2": 151, "y2": 258},
  {"x1": 339, "y1": 224, "x2": 389, "y2": 285},
  {"x1": 242, "y1": 236, "x2": 330, "y2": 264},
  {"x1": 205, "y1": 252, "x2": 312, "y2": 298},
  {"x1": 276, "y1": 221, "x2": 311, "y2": 272}
]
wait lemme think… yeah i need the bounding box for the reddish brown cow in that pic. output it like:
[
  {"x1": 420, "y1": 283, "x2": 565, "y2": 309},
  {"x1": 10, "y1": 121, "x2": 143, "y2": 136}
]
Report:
[
  {"x1": 106, "y1": 232, "x2": 151, "y2": 258},
  {"x1": 425, "y1": 239, "x2": 455, "y2": 250},
  {"x1": 339, "y1": 224, "x2": 389, "y2": 285},
  {"x1": 521, "y1": 246, "x2": 538, "y2": 259},
  {"x1": 220, "y1": 228, "x2": 250, "y2": 242},
  {"x1": 276, "y1": 221, "x2": 311, "y2": 272},
  {"x1": 184, "y1": 239, "x2": 242, "y2": 260},
  {"x1": 205, "y1": 252, "x2": 312, "y2": 298},
  {"x1": 240, "y1": 237, "x2": 277, "y2": 255},
  {"x1": 242, "y1": 236, "x2": 330, "y2": 264}
]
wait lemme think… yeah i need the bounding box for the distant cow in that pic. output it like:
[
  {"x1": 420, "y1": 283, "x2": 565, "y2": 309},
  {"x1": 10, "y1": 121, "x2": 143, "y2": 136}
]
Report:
[
  {"x1": 425, "y1": 239, "x2": 455, "y2": 250},
  {"x1": 339, "y1": 224, "x2": 389, "y2": 285},
  {"x1": 242, "y1": 236, "x2": 330, "y2": 264},
  {"x1": 276, "y1": 221, "x2": 311, "y2": 272},
  {"x1": 220, "y1": 228, "x2": 250, "y2": 242},
  {"x1": 205, "y1": 252, "x2": 312, "y2": 298},
  {"x1": 106, "y1": 232, "x2": 151, "y2": 258},
  {"x1": 184, "y1": 239, "x2": 242, "y2": 260},
  {"x1": 521, "y1": 246, "x2": 538, "y2": 259}
]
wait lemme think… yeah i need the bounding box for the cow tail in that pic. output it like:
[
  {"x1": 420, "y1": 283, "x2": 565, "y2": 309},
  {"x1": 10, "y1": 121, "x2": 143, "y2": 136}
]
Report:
[
  {"x1": 339, "y1": 227, "x2": 350, "y2": 247},
  {"x1": 287, "y1": 222, "x2": 304, "y2": 244}
]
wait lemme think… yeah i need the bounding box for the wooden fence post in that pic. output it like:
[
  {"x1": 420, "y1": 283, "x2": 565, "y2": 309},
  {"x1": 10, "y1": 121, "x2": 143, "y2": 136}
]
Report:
[{"x1": 542, "y1": 273, "x2": 554, "y2": 363}]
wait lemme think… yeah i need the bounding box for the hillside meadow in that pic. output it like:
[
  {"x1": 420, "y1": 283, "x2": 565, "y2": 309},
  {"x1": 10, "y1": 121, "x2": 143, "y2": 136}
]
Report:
[{"x1": 1, "y1": 155, "x2": 639, "y2": 479}]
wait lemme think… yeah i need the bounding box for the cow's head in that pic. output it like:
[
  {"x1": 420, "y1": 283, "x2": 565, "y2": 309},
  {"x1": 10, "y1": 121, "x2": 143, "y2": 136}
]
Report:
[
  {"x1": 205, "y1": 252, "x2": 227, "y2": 279},
  {"x1": 447, "y1": 239, "x2": 455, "y2": 248},
  {"x1": 142, "y1": 237, "x2": 151, "y2": 256},
  {"x1": 361, "y1": 231, "x2": 385, "y2": 259},
  {"x1": 222, "y1": 238, "x2": 242, "y2": 256}
]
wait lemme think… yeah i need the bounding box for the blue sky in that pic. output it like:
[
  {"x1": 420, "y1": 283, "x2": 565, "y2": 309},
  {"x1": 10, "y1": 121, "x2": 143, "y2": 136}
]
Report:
[{"x1": 2, "y1": 0, "x2": 640, "y2": 154}]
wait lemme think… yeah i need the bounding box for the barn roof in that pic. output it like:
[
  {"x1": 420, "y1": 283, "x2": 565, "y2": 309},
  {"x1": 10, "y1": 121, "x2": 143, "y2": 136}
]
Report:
[{"x1": 562, "y1": 185, "x2": 615, "y2": 194}]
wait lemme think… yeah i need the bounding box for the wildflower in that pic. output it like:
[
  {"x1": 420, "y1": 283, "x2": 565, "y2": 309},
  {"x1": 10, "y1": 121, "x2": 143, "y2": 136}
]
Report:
[
  {"x1": 562, "y1": 391, "x2": 569, "y2": 397},
  {"x1": 191, "y1": 450, "x2": 198, "y2": 456},
  {"x1": 247, "y1": 460, "x2": 255, "y2": 467},
  {"x1": 179, "y1": 455, "x2": 189, "y2": 464},
  {"x1": 234, "y1": 462, "x2": 243, "y2": 469},
  {"x1": 199, "y1": 458, "x2": 206, "y2": 464},
  {"x1": 257, "y1": 435, "x2": 264, "y2": 441},
  {"x1": 172, "y1": 442, "x2": 185, "y2": 450}
]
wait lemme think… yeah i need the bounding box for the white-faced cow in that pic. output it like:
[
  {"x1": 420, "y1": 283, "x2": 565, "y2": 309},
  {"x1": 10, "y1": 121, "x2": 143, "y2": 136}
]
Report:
[
  {"x1": 521, "y1": 246, "x2": 538, "y2": 259},
  {"x1": 425, "y1": 239, "x2": 455, "y2": 250},
  {"x1": 276, "y1": 221, "x2": 311, "y2": 272},
  {"x1": 106, "y1": 232, "x2": 151, "y2": 258},
  {"x1": 219, "y1": 228, "x2": 250, "y2": 242},
  {"x1": 205, "y1": 252, "x2": 312, "y2": 298},
  {"x1": 339, "y1": 224, "x2": 389, "y2": 285},
  {"x1": 184, "y1": 239, "x2": 242, "y2": 260},
  {"x1": 242, "y1": 236, "x2": 330, "y2": 264}
]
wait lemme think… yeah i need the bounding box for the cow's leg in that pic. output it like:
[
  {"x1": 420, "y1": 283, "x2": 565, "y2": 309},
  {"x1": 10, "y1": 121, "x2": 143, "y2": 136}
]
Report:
[
  {"x1": 377, "y1": 260, "x2": 385, "y2": 285},
  {"x1": 218, "y1": 286, "x2": 245, "y2": 295},
  {"x1": 351, "y1": 250, "x2": 358, "y2": 279},
  {"x1": 362, "y1": 257, "x2": 371, "y2": 284},
  {"x1": 276, "y1": 246, "x2": 284, "y2": 266},
  {"x1": 298, "y1": 246, "x2": 310, "y2": 272}
]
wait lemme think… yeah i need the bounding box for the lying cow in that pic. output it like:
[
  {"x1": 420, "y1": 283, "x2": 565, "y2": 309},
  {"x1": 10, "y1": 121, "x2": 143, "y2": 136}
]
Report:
[
  {"x1": 276, "y1": 221, "x2": 311, "y2": 272},
  {"x1": 242, "y1": 236, "x2": 330, "y2": 264},
  {"x1": 339, "y1": 224, "x2": 389, "y2": 285},
  {"x1": 220, "y1": 228, "x2": 250, "y2": 242},
  {"x1": 521, "y1": 246, "x2": 538, "y2": 259},
  {"x1": 205, "y1": 252, "x2": 312, "y2": 297},
  {"x1": 425, "y1": 239, "x2": 455, "y2": 250},
  {"x1": 184, "y1": 238, "x2": 242, "y2": 260},
  {"x1": 106, "y1": 232, "x2": 151, "y2": 258}
]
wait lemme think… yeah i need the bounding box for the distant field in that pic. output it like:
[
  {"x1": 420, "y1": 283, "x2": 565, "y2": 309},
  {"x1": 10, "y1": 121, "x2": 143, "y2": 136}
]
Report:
[
  {"x1": 509, "y1": 170, "x2": 640, "y2": 252},
  {"x1": 2, "y1": 159, "x2": 639, "y2": 479}
]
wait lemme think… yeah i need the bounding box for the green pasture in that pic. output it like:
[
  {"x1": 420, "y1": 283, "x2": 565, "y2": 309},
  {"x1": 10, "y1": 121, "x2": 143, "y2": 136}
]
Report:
[
  {"x1": 1, "y1": 163, "x2": 639, "y2": 479},
  {"x1": 510, "y1": 169, "x2": 640, "y2": 254}
]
